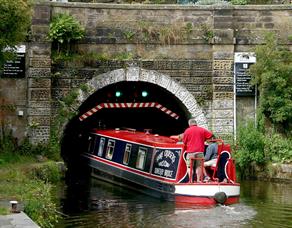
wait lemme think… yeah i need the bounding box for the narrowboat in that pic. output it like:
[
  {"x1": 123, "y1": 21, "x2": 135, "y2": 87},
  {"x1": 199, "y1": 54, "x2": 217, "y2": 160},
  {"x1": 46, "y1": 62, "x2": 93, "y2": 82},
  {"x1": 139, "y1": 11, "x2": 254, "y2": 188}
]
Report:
[{"x1": 83, "y1": 128, "x2": 240, "y2": 206}]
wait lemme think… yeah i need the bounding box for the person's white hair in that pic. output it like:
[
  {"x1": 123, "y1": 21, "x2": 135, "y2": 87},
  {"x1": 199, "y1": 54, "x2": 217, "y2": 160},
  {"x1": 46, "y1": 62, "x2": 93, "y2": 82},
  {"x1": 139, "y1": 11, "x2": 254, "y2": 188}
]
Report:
[{"x1": 188, "y1": 118, "x2": 197, "y2": 126}]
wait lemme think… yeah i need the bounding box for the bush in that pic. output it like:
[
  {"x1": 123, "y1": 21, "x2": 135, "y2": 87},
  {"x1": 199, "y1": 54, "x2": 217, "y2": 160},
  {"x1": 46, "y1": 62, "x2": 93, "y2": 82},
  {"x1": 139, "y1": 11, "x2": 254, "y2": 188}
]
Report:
[
  {"x1": 234, "y1": 121, "x2": 265, "y2": 178},
  {"x1": 22, "y1": 181, "x2": 60, "y2": 228},
  {"x1": 264, "y1": 133, "x2": 292, "y2": 163},
  {"x1": 48, "y1": 13, "x2": 85, "y2": 55},
  {"x1": 230, "y1": 0, "x2": 249, "y2": 4},
  {"x1": 29, "y1": 162, "x2": 62, "y2": 184},
  {"x1": 234, "y1": 121, "x2": 292, "y2": 179}
]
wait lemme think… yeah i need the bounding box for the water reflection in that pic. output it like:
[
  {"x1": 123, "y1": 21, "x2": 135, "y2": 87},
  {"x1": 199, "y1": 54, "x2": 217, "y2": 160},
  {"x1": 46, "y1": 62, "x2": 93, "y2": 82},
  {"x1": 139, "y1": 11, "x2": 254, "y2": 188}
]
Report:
[{"x1": 55, "y1": 178, "x2": 292, "y2": 227}]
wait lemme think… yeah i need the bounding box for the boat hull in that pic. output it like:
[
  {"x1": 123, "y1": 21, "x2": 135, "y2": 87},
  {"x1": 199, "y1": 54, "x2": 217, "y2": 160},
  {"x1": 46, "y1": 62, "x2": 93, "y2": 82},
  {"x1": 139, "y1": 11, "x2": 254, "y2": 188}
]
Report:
[
  {"x1": 83, "y1": 154, "x2": 240, "y2": 206},
  {"x1": 175, "y1": 183, "x2": 240, "y2": 205}
]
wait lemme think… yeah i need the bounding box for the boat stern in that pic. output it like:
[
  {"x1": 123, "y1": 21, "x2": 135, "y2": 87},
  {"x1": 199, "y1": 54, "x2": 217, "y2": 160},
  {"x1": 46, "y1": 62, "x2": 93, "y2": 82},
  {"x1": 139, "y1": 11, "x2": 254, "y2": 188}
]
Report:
[{"x1": 174, "y1": 183, "x2": 240, "y2": 206}]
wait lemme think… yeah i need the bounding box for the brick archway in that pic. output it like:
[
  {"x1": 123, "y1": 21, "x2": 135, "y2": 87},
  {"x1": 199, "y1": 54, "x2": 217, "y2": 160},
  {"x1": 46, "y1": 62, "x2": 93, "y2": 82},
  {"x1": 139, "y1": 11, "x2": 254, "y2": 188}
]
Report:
[{"x1": 73, "y1": 67, "x2": 208, "y2": 129}]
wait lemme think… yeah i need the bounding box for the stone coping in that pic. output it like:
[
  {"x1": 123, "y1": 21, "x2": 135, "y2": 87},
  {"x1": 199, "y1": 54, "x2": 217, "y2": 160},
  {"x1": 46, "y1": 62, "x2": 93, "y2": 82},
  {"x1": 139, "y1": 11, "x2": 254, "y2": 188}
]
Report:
[
  {"x1": 39, "y1": 1, "x2": 292, "y2": 10},
  {"x1": 0, "y1": 212, "x2": 40, "y2": 228}
]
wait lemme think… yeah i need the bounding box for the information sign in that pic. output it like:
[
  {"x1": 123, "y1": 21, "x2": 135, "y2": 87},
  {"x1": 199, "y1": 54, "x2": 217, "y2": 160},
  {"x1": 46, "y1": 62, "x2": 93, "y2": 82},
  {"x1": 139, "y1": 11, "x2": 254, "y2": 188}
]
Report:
[
  {"x1": 1, "y1": 45, "x2": 26, "y2": 78},
  {"x1": 234, "y1": 53, "x2": 256, "y2": 96}
]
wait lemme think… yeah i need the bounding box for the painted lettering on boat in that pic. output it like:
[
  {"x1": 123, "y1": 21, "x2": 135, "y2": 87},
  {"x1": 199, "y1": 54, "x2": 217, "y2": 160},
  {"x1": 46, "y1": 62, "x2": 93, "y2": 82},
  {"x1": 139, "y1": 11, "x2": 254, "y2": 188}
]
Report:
[{"x1": 152, "y1": 149, "x2": 180, "y2": 179}]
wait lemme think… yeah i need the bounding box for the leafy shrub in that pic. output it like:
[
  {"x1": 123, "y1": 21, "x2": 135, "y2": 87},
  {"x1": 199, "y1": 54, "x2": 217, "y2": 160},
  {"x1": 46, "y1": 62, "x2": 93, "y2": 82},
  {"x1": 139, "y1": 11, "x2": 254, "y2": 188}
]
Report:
[
  {"x1": 250, "y1": 32, "x2": 292, "y2": 135},
  {"x1": 234, "y1": 121, "x2": 265, "y2": 178},
  {"x1": 48, "y1": 13, "x2": 85, "y2": 55},
  {"x1": 0, "y1": 0, "x2": 32, "y2": 67},
  {"x1": 22, "y1": 181, "x2": 60, "y2": 228},
  {"x1": 30, "y1": 162, "x2": 62, "y2": 184},
  {"x1": 264, "y1": 133, "x2": 292, "y2": 163},
  {"x1": 230, "y1": 0, "x2": 249, "y2": 4}
]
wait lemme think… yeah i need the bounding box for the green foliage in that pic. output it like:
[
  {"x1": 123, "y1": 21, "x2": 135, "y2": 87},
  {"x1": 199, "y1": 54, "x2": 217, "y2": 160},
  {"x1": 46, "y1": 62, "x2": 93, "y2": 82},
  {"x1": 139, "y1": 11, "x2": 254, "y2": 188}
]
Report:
[
  {"x1": 22, "y1": 181, "x2": 60, "y2": 228},
  {"x1": 264, "y1": 133, "x2": 292, "y2": 163},
  {"x1": 234, "y1": 121, "x2": 265, "y2": 178},
  {"x1": 230, "y1": 0, "x2": 249, "y2": 4},
  {"x1": 234, "y1": 121, "x2": 292, "y2": 179},
  {"x1": 250, "y1": 32, "x2": 292, "y2": 134},
  {"x1": 0, "y1": 161, "x2": 61, "y2": 227},
  {"x1": 123, "y1": 30, "x2": 136, "y2": 41},
  {"x1": 0, "y1": 0, "x2": 32, "y2": 68},
  {"x1": 0, "y1": 207, "x2": 10, "y2": 215},
  {"x1": 29, "y1": 162, "x2": 62, "y2": 184},
  {"x1": 0, "y1": 127, "x2": 16, "y2": 154},
  {"x1": 48, "y1": 13, "x2": 85, "y2": 55},
  {"x1": 0, "y1": 122, "x2": 59, "y2": 161},
  {"x1": 112, "y1": 52, "x2": 134, "y2": 61},
  {"x1": 200, "y1": 24, "x2": 215, "y2": 43}
]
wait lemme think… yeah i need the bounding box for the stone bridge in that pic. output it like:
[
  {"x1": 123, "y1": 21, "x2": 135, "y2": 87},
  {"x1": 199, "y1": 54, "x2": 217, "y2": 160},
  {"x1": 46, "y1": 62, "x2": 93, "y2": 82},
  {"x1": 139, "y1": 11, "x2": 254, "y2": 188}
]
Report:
[{"x1": 2, "y1": 2, "x2": 292, "y2": 146}]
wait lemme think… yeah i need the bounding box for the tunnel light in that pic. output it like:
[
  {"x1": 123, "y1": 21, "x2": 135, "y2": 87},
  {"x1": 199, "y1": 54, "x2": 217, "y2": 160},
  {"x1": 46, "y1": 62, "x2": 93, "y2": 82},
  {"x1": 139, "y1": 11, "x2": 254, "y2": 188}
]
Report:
[
  {"x1": 141, "y1": 91, "x2": 148, "y2": 97},
  {"x1": 115, "y1": 91, "x2": 122, "y2": 97}
]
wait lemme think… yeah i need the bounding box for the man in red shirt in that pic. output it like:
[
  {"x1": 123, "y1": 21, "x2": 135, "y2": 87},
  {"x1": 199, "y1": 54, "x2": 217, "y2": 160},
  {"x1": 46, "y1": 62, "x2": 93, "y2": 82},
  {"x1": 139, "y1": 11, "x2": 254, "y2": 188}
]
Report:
[{"x1": 171, "y1": 118, "x2": 214, "y2": 182}]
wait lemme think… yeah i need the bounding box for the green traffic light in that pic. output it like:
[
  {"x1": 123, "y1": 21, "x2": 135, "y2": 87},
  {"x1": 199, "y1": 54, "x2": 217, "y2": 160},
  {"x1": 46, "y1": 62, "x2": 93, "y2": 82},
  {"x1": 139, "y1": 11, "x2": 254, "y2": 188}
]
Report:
[
  {"x1": 115, "y1": 91, "x2": 122, "y2": 97},
  {"x1": 141, "y1": 91, "x2": 148, "y2": 97}
]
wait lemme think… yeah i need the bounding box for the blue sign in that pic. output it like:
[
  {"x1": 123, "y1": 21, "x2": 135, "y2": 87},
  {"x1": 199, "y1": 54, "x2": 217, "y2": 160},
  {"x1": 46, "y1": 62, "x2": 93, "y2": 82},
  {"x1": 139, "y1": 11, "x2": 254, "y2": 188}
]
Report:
[{"x1": 152, "y1": 148, "x2": 181, "y2": 179}]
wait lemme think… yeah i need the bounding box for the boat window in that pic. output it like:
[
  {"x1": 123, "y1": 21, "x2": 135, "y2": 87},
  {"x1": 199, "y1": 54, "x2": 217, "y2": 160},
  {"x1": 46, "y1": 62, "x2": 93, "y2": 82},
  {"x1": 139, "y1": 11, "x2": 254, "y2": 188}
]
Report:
[
  {"x1": 136, "y1": 147, "x2": 147, "y2": 170},
  {"x1": 123, "y1": 144, "x2": 132, "y2": 165},
  {"x1": 105, "y1": 139, "x2": 115, "y2": 160},
  {"x1": 87, "y1": 136, "x2": 95, "y2": 154},
  {"x1": 97, "y1": 137, "x2": 105, "y2": 157}
]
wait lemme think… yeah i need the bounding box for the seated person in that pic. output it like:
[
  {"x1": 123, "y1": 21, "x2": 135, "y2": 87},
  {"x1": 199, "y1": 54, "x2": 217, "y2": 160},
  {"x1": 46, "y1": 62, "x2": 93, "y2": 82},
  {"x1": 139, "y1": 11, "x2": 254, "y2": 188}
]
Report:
[{"x1": 204, "y1": 142, "x2": 218, "y2": 168}]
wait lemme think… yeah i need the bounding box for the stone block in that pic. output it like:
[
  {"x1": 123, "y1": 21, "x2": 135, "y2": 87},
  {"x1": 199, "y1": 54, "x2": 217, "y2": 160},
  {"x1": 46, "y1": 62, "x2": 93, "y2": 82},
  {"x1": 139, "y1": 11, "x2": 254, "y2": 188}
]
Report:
[
  {"x1": 213, "y1": 109, "x2": 234, "y2": 119},
  {"x1": 52, "y1": 78, "x2": 71, "y2": 88},
  {"x1": 213, "y1": 118, "x2": 234, "y2": 126},
  {"x1": 51, "y1": 89, "x2": 70, "y2": 100},
  {"x1": 213, "y1": 77, "x2": 233, "y2": 84},
  {"x1": 212, "y1": 99, "x2": 233, "y2": 109},
  {"x1": 214, "y1": 85, "x2": 233, "y2": 92},
  {"x1": 28, "y1": 43, "x2": 51, "y2": 57},
  {"x1": 213, "y1": 70, "x2": 233, "y2": 77},
  {"x1": 28, "y1": 101, "x2": 51, "y2": 108},
  {"x1": 213, "y1": 60, "x2": 233, "y2": 71},
  {"x1": 27, "y1": 107, "x2": 51, "y2": 116},
  {"x1": 71, "y1": 79, "x2": 87, "y2": 88},
  {"x1": 29, "y1": 58, "x2": 51, "y2": 68},
  {"x1": 29, "y1": 78, "x2": 51, "y2": 88},
  {"x1": 32, "y1": 5, "x2": 50, "y2": 22},
  {"x1": 213, "y1": 125, "x2": 234, "y2": 134},
  {"x1": 31, "y1": 25, "x2": 50, "y2": 42},
  {"x1": 214, "y1": 92, "x2": 233, "y2": 99},
  {"x1": 29, "y1": 68, "x2": 51, "y2": 78},
  {"x1": 29, "y1": 89, "x2": 50, "y2": 101},
  {"x1": 28, "y1": 116, "x2": 51, "y2": 126},
  {"x1": 214, "y1": 9, "x2": 233, "y2": 16}
]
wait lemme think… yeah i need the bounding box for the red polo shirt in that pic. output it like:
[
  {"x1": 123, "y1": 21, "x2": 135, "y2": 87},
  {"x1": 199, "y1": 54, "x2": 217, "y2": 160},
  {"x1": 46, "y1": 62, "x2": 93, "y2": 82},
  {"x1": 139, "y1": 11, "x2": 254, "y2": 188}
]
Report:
[{"x1": 183, "y1": 125, "x2": 213, "y2": 153}]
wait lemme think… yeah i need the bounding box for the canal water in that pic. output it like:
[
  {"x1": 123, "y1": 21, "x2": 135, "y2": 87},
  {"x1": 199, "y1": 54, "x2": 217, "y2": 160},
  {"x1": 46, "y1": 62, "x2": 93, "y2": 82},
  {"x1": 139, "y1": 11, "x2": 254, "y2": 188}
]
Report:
[{"x1": 55, "y1": 178, "x2": 292, "y2": 227}]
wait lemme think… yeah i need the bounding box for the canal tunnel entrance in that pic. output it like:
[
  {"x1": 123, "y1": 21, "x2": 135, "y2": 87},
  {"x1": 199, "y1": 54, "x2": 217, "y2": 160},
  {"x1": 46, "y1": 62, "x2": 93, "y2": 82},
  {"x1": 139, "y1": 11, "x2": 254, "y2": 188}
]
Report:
[
  {"x1": 78, "y1": 81, "x2": 189, "y2": 135},
  {"x1": 60, "y1": 67, "x2": 208, "y2": 170},
  {"x1": 61, "y1": 81, "x2": 191, "y2": 166}
]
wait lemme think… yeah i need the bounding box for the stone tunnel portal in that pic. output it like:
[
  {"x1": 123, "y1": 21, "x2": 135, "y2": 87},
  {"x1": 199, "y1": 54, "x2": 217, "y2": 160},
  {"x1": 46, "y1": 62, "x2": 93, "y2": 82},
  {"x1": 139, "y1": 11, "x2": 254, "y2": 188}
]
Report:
[{"x1": 61, "y1": 81, "x2": 190, "y2": 166}]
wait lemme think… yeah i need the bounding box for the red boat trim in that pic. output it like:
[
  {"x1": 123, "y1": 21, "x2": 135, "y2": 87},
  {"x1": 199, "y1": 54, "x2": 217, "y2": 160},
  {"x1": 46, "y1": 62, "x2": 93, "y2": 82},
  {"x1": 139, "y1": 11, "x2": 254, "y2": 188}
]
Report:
[
  {"x1": 79, "y1": 102, "x2": 179, "y2": 121},
  {"x1": 94, "y1": 132, "x2": 183, "y2": 149},
  {"x1": 84, "y1": 153, "x2": 178, "y2": 183},
  {"x1": 175, "y1": 195, "x2": 239, "y2": 205}
]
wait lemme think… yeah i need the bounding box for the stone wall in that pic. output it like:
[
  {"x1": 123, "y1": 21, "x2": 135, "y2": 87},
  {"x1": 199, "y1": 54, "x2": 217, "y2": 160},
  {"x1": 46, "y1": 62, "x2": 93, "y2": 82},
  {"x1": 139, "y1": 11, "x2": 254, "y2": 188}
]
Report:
[{"x1": 2, "y1": 2, "x2": 292, "y2": 144}]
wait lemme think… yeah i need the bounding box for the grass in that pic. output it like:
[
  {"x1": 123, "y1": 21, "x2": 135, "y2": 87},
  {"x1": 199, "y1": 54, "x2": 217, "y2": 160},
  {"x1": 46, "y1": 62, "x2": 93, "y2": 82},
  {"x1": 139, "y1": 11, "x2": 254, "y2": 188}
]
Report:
[
  {"x1": 0, "y1": 206, "x2": 10, "y2": 215},
  {"x1": 0, "y1": 154, "x2": 62, "y2": 226}
]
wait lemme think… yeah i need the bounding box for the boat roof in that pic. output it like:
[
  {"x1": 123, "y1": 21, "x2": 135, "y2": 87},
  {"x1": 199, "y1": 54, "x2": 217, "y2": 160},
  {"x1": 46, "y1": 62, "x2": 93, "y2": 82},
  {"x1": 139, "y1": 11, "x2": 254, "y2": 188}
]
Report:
[{"x1": 91, "y1": 129, "x2": 184, "y2": 148}]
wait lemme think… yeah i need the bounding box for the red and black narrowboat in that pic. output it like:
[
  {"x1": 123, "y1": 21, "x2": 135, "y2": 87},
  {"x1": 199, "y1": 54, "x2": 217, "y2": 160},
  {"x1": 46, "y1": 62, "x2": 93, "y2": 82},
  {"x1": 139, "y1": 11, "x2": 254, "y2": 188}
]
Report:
[{"x1": 83, "y1": 128, "x2": 240, "y2": 206}]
